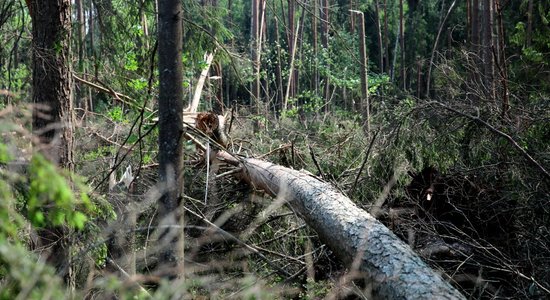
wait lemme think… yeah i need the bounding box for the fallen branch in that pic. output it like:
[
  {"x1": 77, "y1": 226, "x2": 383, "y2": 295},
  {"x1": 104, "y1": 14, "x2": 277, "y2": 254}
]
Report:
[{"x1": 73, "y1": 74, "x2": 153, "y2": 113}]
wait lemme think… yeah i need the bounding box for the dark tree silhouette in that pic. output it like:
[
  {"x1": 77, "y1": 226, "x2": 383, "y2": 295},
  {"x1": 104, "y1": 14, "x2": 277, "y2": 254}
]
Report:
[{"x1": 157, "y1": 0, "x2": 185, "y2": 274}]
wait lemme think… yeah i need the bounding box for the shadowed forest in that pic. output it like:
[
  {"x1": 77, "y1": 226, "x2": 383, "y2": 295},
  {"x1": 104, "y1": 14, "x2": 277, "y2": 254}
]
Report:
[{"x1": 0, "y1": 0, "x2": 549, "y2": 299}]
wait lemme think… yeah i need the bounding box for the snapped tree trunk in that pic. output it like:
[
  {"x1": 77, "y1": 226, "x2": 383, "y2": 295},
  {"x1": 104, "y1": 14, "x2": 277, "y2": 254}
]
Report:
[{"x1": 218, "y1": 152, "x2": 465, "y2": 299}]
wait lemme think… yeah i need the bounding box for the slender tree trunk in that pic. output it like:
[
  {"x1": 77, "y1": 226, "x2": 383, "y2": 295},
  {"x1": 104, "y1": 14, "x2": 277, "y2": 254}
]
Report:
[
  {"x1": 526, "y1": 0, "x2": 533, "y2": 47},
  {"x1": 212, "y1": 62, "x2": 224, "y2": 114},
  {"x1": 295, "y1": 3, "x2": 305, "y2": 98},
  {"x1": 217, "y1": 152, "x2": 466, "y2": 300},
  {"x1": 88, "y1": 0, "x2": 94, "y2": 111},
  {"x1": 494, "y1": 0, "x2": 509, "y2": 115},
  {"x1": 75, "y1": 0, "x2": 86, "y2": 110},
  {"x1": 469, "y1": 0, "x2": 481, "y2": 105},
  {"x1": 29, "y1": 0, "x2": 74, "y2": 277},
  {"x1": 467, "y1": 0, "x2": 471, "y2": 42},
  {"x1": 471, "y1": 0, "x2": 479, "y2": 51},
  {"x1": 140, "y1": 0, "x2": 150, "y2": 49},
  {"x1": 374, "y1": 0, "x2": 384, "y2": 72},
  {"x1": 283, "y1": 20, "x2": 300, "y2": 113},
  {"x1": 416, "y1": 59, "x2": 422, "y2": 98},
  {"x1": 349, "y1": 0, "x2": 355, "y2": 34},
  {"x1": 251, "y1": 0, "x2": 260, "y2": 108},
  {"x1": 287, "y1": 0, "x2": 296, "y2": 100},
  {"x1": 75, "y1": 0, "x2": 85, "y2": 72},
  {"x1": 383, "y1": 0, "x2": 389, "y2": 74},
  {"x1": 425, "y1": 0, "x2": 457, "y2": 98},
  {"x1": 355, "y1": 12, "x2": 369, "y2": 135},
  {"x1": 321, "y1": 0, "x2": 330, "y2": 112},
  {"x1": 312, "y1": 0, "x2": 319, "y2": 96},
  {"x1": 399, "y1": 0, "x2": 405, "y2": 90},
  {"x1": 275, "y1": 17, "x2": 284, "y2": 115},
  {"x1": 481, "y1": 0, "x2": 495, "y2": 102},
  {"x1": 157, "y1": 0, "x2": 185, "y2": 275}
]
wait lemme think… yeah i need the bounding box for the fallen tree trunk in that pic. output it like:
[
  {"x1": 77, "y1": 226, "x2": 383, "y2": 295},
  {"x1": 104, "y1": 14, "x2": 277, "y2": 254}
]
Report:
[{"x1": 218, "y1": 151, "x2": 465, "y2": 299}]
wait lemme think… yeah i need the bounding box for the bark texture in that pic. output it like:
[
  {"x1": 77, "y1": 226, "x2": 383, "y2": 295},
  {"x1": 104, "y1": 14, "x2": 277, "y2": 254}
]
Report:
[
  {"x1": 30, "y1": 0, "x2": 73, "y2": 168},
  {"x1": 219, "y1": 153, "x2": 465, "y2": 299},
  {"x1": 29, "y1": 0, "x2": 73, "y2": 277},
  {"x1": 157, "y1": 0, "x2": 185, "y2": 271}
]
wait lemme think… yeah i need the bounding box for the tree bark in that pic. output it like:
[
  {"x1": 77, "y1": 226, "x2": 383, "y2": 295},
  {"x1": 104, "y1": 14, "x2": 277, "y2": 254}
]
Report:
[
  {"x1": 321, "y1": 0, "x2": 330, "y2": 111},
  {"x1": 481, "y1": 0, "x2": 495, "y2": 102},
  {"x1": 29, "y1": 0, "x2": 74, "y2": 277},
  {"x1": 287, "y1": 0, "x2": 296, "y2": 100},
  {"x1": 494, "y1": 0, "x2": 509, "y2": 116},
  {"x1": 399, "y1": 0, "x2": 405, "y2": 90},
  {"x1": 383, "y1": 0, "x2": 389, "y2": 74},
  {"x1": 373, "y1": 0, "x2": 383, "y2": 73},
  {"x1": 354, "y1": 12, "x2": 369, "y2": 136},
  {"x1": 157, "y1": 0, "x2": 185, "y2": 275},
  {"x1": 525, "y1": 0, "x2": 533, "y2": 47},
  {"x1": 274, "y1": 17, "x2": 284, "y2": 115},
  {"x1": 312, "y1": 0, "x2": 319, "y2": 97},
  {"x1": 218, "y1": 152, "x2": 466, "y2": 299},
  {"x1": 251, "y1": 0, "x2": 260, "y2": 109}
]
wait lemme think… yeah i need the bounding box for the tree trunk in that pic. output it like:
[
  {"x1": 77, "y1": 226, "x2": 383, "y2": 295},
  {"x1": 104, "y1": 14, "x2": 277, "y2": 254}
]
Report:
[
  {"x1": 287, "y1": 0, "x2": 296, "y2": 100},
  {"x1": 349, "y1": 0, "x2": 355, "y2": 34},
  {"x1": 425, "y1": 0, "x2": 457, "y2": 98},
  {"x1": 312, "y1": 0, "x2": 319, "y2": 97},
  {"x1": 218, "y1": 152, "x2": 466, "y2": 299},
  {"x1": 383, "y1": 0, "x2": 389, "y2": 74},
  {"x1": 157, "y1": 0, "x2": 185, "y2": 275},
  {"x1": 374, "y1": 0, "x2": 384, "y2": 72},
  {"x1": 481, "y1": 0, "x2": 495, "y2": 102},
  {"x1": 275, "y1": 17, "x2": 284, "y2": 115},
  {"x1": 471, "y1": 0, "x2": 479, "y2": 48},
  {"x1": 321, "y1": 0, "x2": 330, "y2": 112},
  {"x1": 29, "y1": 0, "x2": 74, "y2": 277},
  {"x1": 525, "y1": 0, "x2": 533, "y2": 47},
  {"x1": 494, "y1": 0, "x2": 509, "y2": 116},
  {"x1": 399, "y1": 0, "x2": 405, "y2": 90},
  {"x1": 355, "y1": 12, "x2": 369, "y2": 136}
]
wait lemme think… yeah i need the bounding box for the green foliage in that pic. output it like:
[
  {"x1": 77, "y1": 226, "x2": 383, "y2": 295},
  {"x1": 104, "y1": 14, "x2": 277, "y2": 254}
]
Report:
[
  {"x1": 0, "y1": 243, "x2": 66, "y2": 300},
  {"x1": 27, "y1": 154, "x2": 93, "y2": 230}
]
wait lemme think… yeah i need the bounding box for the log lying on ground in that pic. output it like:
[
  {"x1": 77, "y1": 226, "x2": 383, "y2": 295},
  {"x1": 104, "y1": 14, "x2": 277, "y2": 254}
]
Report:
[{"x1": 218, "y1": 151, "x2": 465, "y2": 299}]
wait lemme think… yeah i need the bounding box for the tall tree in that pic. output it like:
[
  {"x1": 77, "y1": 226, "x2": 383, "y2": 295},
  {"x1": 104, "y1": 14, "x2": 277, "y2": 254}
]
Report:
[
  {"x1": 494, "y1": 0, "x2": 509, "y2": 115},
  {"x1": 373, "y1": 0, "x2": 384, "y2": 72},
  {"x1": 353, "y1": 11, "x2": 369, "y2": 135},
  {"x1": 399, "y1": 0, "x2": 405, "y2": 89},
  {"x1": 312, "y1": 0, "x2": 319, "y2": 96},
  {"x1": 251, "y1": 0, "x2": 260, "y2": 108},
  {"x1": 321, "y1": 0, "x2": 330, "y2": 110},
  {"x1": 29, "y1": 0, "x2": 74, "y2": 276},
  {"x1": 287, "y1": 0, "x2": 296, "y2": 100},
  {"x1": 481, "y1": 0, "x2": 495, "y2": 101},
  {"x1": 157, "y1": 0, "x2": 185, "y2": 274},
  {"x1": 525, "y1": 0, "x2": 533, "y2": 47},
  {"x1": 383, "y1": 0, "x2": 389, "y2": 73}
]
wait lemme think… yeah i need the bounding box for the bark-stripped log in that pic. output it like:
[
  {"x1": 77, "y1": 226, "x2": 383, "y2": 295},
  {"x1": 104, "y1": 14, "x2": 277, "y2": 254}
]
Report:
[{"x1": 218, "y1": 151, "x2": 465, "y2": 299}]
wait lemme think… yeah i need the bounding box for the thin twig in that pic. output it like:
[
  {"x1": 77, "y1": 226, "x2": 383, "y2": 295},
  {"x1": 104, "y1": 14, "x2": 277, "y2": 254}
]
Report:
[
  {"x1": 350, "y1": 130, "x2": 379, "y2": 194},
  {"x1": 308, "y1": 144, "x2": 324, "y2": 179},
  {"x1": 73, "y1": 73, "x2": 153, "y2": 113}
]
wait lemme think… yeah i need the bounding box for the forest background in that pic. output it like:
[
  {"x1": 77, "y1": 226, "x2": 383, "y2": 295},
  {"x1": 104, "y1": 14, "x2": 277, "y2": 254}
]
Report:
[{"x1": 0, "y1": 0, "x2": 549, "y2": 298}]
